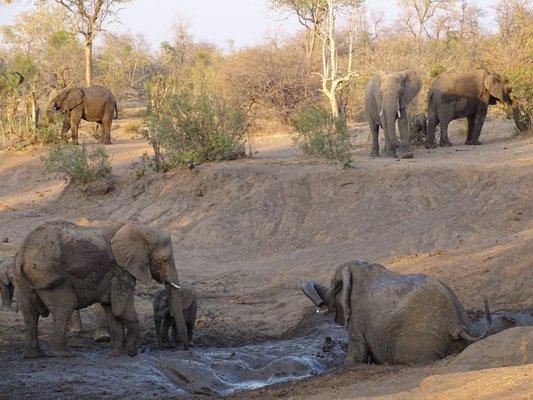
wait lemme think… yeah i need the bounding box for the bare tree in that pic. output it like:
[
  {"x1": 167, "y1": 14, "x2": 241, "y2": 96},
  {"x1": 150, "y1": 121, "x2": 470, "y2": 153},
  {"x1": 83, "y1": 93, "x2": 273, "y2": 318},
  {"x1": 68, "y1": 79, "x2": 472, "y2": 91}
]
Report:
[{"x1": 46, "y1": 0, "x2": 132, "y2": 86}]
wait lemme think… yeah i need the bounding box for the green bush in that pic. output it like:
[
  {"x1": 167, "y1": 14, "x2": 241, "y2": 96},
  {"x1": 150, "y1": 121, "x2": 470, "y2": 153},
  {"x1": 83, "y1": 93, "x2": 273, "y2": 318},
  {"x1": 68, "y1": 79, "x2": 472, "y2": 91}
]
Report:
[
  {"x1": 41, "y1": 144, "x2": 111, "y2": 184},
  {"x1": 144, "y1": 56, "x2": 248, "y2": 170},
  {"x1": 291, "y1": 106, "x2": 353, "y2": 166}
]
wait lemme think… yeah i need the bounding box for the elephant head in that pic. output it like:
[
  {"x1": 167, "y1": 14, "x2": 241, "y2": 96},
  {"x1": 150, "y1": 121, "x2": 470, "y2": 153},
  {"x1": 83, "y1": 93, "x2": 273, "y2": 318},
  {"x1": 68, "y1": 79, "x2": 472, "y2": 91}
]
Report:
[
  {"x1": 47, "y1": 87, "x2": 84, "y2": 112},
  {"x1": 301, "y1": 260, "x2": 370, "y2": 328},
  {"x1": 484, "y1": 73, "x2": 512, "y2": 105},
  {"x1": 111, "y1": 223, "x2": 189, "y2": 349}
]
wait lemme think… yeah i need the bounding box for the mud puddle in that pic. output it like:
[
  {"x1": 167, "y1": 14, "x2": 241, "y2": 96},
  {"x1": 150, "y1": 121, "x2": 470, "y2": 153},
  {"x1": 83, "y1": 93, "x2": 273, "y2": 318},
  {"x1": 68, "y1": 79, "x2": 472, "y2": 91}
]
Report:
[{"x1": 0, "y1": 323, "x2": 347, "y2": 399}]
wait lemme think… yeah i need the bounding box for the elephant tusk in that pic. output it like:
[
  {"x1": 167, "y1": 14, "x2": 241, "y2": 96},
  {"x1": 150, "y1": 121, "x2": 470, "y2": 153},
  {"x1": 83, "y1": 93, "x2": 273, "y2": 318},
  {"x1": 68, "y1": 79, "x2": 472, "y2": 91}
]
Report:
[
  {"x1": 379, "y1": 109, "x2": 384, "y2": 117},
  {"x1": 168, "y1": 281, "x2": 181, "y2": 289},
  {"x1": 397, "y1": 109, "x2": 402, "y2": 119}
]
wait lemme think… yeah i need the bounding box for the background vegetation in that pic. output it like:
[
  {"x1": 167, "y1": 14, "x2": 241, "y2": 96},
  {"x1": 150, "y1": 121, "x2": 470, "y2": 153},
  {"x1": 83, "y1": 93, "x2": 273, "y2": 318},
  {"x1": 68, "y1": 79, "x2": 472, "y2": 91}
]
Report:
[{"x1": 0, "y1": 0, "x2": 531, "y2": 165}]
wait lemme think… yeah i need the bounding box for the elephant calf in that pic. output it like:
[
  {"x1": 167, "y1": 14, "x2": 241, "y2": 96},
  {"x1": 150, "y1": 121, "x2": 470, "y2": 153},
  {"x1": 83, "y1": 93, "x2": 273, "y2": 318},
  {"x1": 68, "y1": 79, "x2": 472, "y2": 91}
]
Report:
[
  {"x1": 0, "y1": 258, "x2": 15, "y2": 311},
  {"x1": 153, "y1": 284, "x2": 197, "y2": 348},
  {"x1": 410, "y1": 113, "x2": 427, "y2": 146},
  {"x1": 302, "y1": 260, "x2": 491, "y2": 365}
]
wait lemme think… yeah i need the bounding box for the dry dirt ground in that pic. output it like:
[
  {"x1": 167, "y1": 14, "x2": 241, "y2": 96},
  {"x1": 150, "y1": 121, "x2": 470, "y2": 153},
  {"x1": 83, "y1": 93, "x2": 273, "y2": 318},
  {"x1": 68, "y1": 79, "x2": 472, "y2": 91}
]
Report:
[{"x1": 0, "y1": 116, "x2": 532, "y2": 399}]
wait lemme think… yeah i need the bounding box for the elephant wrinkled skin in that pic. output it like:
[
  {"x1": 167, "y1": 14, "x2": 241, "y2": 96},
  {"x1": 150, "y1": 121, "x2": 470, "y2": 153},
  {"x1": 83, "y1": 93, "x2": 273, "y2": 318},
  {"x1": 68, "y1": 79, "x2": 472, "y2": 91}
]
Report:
[
  {"x1": 302, "y1": 260, "x2": 491, "y2": 365},
  {"x1": 47, "y1": 85, "x2": 117, "y2": 145},
  {"x1": 14, "y1": 221, "x2": 189, "y2": 358},
  {"x1": 364, "y1": 70, "x2": 422, "y2": 158}
]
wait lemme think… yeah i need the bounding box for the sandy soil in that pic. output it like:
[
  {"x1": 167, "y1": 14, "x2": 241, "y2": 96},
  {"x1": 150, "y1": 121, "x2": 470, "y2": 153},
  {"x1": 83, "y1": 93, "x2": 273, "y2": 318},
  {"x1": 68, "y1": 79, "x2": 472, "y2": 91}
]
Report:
[{"x1": 0, "y1": 116, "x2": 532, "y2": 399}]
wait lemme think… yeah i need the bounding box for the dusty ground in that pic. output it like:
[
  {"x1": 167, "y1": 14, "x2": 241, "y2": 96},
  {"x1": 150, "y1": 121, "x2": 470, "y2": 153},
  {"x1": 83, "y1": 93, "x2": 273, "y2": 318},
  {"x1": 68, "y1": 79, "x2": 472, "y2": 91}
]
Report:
[{"x1": 0, "y1": 115, "x2": 532, "y2": 399}]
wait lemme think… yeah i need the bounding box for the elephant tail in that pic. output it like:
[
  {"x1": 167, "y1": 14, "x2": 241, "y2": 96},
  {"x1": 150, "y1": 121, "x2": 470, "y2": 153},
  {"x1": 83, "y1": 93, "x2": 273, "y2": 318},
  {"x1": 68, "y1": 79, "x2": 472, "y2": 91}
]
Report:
[
  {"x1": 113, "y1": 103, "x2": 118, "y2": 120},
  {"x1": 459, "y1": 299, "x2": 492, "y2": 342},
  {"x1": 18, "y1": 262, "x2": 65, "y2": 291}
]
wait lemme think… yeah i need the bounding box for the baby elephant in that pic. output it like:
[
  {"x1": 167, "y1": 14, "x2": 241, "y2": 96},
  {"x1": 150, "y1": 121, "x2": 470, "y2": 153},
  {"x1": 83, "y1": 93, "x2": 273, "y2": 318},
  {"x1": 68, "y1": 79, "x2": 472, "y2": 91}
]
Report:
[
  {"x1": 0, "y1": 258, "x2": 16, "y2": 311},
  {"x1": 153, "y1": 283, "x2": 197, "y2": 348}
]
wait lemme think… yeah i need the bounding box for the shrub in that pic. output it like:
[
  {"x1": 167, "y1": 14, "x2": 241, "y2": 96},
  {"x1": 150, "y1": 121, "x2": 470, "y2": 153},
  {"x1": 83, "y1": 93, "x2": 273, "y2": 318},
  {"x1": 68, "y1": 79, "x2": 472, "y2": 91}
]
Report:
[
  {"x1": 41, "y1": 144, "x2": 111, "y2": 184},
  {"x1": 291, "y1": 106, "x2": 353, "y2": 167},
  {"x1": 144, "y1": 56, "x2": 248, "y2": 170}
]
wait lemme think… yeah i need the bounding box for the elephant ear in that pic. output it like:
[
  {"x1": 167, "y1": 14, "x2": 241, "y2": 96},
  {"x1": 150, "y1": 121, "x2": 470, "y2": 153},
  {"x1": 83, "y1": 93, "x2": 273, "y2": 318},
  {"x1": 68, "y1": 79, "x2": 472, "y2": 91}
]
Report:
[
  {"x1": 62, "y1": 87, "x2": 83, "y2": 111},
  {"x1": 338, "y1": 265, "x2": 352, "y2": 328},
  {"x1": 399, "y1": 70, "x2": 422, "y2": 109},
  {"x1": 180, "y1": 287, "x2": 195, "y2": 310},
  {"x1": 111, "y1": 223, "x2": 153, "y2": 285},
  {"x1": 484, "y1": 73, "x2": 504, "y2": 101}
]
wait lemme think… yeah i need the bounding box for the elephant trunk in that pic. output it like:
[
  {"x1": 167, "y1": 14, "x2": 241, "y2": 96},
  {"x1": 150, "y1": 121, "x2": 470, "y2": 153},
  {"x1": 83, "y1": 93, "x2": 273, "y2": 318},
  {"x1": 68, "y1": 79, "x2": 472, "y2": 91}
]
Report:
[
  {"x1": 165, "y1": 282, "x2": 189, "y2": 350},
  {"x1": 301, "y1": 281, "x2": 329, "y2": 314},
  {"x1": 382, "y1": 97, "x2": 401, "y2": 149}
]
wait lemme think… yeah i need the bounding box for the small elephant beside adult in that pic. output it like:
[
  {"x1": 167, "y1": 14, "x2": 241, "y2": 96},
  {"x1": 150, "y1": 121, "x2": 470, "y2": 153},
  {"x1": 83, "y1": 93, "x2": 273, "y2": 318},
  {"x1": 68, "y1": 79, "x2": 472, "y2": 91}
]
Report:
[
  {"x1": 153, "y1": 284, "x2": 197, "y2": 349},
  {"x1": 426, "y1": 69, "x2": 512, "y2": 147},
  {"x1": 0, "y1": 258, "x2": 16, "y2": 311},
  {"x1": 47, "y1": 85, "x2": 118, "y2": 145},
  {"x1": 364, "y1": 70, "x2": 422, "y2": 158},
  {"x1": 301, "y1": 260, "x2": 491, "y2": 365},
  {"x1": 14, "y1": 220, "x2": 190, "y2": 358}
]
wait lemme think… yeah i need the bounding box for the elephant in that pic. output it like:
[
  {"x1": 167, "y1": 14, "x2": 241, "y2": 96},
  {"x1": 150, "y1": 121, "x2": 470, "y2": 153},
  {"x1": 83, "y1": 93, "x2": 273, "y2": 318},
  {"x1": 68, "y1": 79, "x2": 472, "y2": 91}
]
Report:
[
  {"x1": 0, "y1": 258, "x2": 15, "y2": 311},
  {"x1": 410, "y1": 113, "x2": 427, "y2": 146},
  {"x1": 153, "y1": 283, "x2": 197, "y2": 349},
  {"x1": 426, "y1": 69, "x2": 512, "y2": 147},
  {"x1": 301, "y1": 259, "x2": 491, "y2": 365},
  {"x1": 13, "y1": 221, "x2": 190, "y2": 358},
  {"x1": 364, "y1": 70, "x2": 422, "y2": 158},
  {"x1": 47, "y1": 85, "x2": 118, "y2": 145}
]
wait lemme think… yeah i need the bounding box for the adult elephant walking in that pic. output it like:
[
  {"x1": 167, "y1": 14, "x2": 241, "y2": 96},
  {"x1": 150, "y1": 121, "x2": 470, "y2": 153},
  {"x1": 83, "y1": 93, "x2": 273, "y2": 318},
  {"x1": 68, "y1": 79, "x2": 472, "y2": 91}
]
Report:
[
  {"x1": 364, "y1": 70, "x2": 422, "y2": 158},
  {"x1": 47, "y1": 86, "x2": 117, "y2": 145},
  {"x1": 301, "y1": 260, "x2": 491, "y2": 365},
  {"x1": 426, "y1": 69, "x2": 512, "y2": 147},
  {"x1": 14, "y1": 221, "x2": 189, "y2": 358}
]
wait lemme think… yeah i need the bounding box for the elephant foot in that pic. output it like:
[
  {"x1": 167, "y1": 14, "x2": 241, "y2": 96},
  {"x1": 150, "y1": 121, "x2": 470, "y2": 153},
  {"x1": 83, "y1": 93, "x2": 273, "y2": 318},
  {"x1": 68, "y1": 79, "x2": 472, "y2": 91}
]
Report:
[
  {"x1": 125, "y1": 344, "x2": 138, "y2": 357},
  {"x1": 109, "y1": 348, "x2": 128, "y2": 357},
  {"x1": 23, "y1": 346, "x2": 46, "y2": 359},
  {"x1": 369, "y1": 151, "x2": 379, "y2": 158},
  {"x1": 465, "y1": 139, "x2": 481, "y2": 145},
  {"x1": 425, "y1": 142, "x2": 437, "y2": 149},
  {"x1": 49, "y1": 348, "x2": 73, "y2": 358},
  {"x1": 397, "y1": 148, "x2": 414, "y2": 159},
  {"x1": 439, "y1": 141, "x2": 452, "y2": 147},
  {"x1": 94, "y1": 332, "x2": 111, "y2": 343},
  {"x1": 69, "y1": 327, "x2": 83, "y2": 334}
]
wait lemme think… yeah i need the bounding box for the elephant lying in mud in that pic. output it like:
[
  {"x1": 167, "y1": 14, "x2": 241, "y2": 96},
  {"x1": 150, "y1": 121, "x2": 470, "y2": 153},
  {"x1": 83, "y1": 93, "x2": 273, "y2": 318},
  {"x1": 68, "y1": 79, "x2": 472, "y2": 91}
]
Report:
[
  {"x1": 153, "y1": 284, "x2": 197, "y2": 349},
  {"x1": 14, "y1": 221, "x2": 190, "y2": 358},
  {"x1": 0, "y1": 258, "x2": 16, "y2": 311},
  {"x1": 301, "y1": 260, "x2": 491, "y2": 365}
]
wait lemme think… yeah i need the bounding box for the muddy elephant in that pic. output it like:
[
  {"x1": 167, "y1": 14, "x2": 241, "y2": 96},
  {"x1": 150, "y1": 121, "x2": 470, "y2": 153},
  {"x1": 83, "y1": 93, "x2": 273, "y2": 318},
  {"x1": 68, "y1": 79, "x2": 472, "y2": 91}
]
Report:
[
  {"x1": 426, "y1": 69, "x2": 512, "y2": 147},
  {"x1": 0, "y1": 258, "x2": 15, "y2": 311},
  {"x1": 153, "y1": 283, "x2": 197, "y2": 349},
  {"x1": 301, "y1": 260, "x2": 491, "y2": 365},
  {"x1": 14, "y1": 221, "x2": 189, "y2": 358},
  {"x1": 364, "y1": 70, "x2": 422, "y2": 158},
  {"x1": 47, "y1": 86, "x2": 117, "y2": 145}
]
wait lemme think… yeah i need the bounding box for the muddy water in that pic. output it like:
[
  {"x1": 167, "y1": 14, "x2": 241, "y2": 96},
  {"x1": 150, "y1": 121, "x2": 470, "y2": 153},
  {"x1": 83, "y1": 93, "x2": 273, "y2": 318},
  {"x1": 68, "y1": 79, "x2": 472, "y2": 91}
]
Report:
[{"x1": 0, "y1": 323, "x2": 347, "y2": 399}]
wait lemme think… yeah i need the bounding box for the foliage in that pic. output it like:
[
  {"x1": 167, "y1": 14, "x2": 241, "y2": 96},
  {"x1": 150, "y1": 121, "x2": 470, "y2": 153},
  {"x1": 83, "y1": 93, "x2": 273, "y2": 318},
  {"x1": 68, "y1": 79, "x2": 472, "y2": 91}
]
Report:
[
  {"x1": 41, "y1": 143, "x2": 111, "y2": 184},
  {"x1": 292, "y1": 106, "x2": 353, "y2": 166},
  {"x1": 144, "y1": 55, "x2": 248, "y2": 170}
]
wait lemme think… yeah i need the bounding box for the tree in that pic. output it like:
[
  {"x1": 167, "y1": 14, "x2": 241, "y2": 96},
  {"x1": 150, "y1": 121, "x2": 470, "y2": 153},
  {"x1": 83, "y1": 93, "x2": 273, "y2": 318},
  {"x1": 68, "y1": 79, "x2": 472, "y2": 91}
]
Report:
[{"x1": 49, "y1": 0, "x2": 132, "y2": 86}]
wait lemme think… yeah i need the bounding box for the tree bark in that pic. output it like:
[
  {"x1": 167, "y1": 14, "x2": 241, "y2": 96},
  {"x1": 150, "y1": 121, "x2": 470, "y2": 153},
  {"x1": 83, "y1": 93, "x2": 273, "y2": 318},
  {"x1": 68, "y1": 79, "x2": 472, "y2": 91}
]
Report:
[{"x1": 85, "y1": 40, "x2": 93, "y2": 87}]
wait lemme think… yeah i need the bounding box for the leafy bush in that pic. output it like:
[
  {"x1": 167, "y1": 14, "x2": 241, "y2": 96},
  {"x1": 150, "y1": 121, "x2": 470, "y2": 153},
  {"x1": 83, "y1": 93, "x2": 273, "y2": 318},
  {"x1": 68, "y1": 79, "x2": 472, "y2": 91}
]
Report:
[
  {"x1": 41, "y1": 144, "x2": 111, "y2": 184},
  {"x1": 144, "y1": 56, "x2": 248, "y2": 170},
  {"x1": 292, "y1": 106, "x2": 353, "y2": 166}
]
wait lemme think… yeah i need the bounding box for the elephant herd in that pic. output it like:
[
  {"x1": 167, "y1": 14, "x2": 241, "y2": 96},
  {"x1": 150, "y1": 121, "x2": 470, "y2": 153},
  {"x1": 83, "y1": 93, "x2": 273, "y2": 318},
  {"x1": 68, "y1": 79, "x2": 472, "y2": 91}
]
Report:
[
  {"x1": 365, "y1": 68, "x2": 512, "y2": 158},
  {"x1": 1, "y1": 219, "x2": 492, "y2": 367}
]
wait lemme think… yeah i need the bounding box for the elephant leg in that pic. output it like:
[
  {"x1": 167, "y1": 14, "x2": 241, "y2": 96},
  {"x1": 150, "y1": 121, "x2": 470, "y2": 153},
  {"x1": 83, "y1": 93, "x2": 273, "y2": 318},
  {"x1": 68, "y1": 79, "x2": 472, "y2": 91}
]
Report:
[
  {"x1": 1, "y1": 283, "x2": 12, "y2": 311},
  {"x1": 438, "y1": 118, "x2": 452, "y2": 147},
  {"x1": 170, "y1": 319, "x2": 178, "y2": 347},
  {"x1": 426, "y1": 108, "x2": 438, "y2": 148},
  {"x1": 186, "y1": 321, "x2": 194, "y2": 346},
  {"x1": 465, "y1": 115, "x2": 475, "y2": 144},
  {"x1": 111, "y1": 272, "x2": 140, "y2": 356},
  {"x1": 154, "y1": 317, "x2": 163, "y2": 348},
  {"x1": 40, "y1": 287, "x2": 77, "y2": 357},
  {"x1": 101, "y1": 118, "x2": 112, "y2": 145},
  {"x1": 161, "y1": 316, "x2": 172, "y2": 348},
  {"x1": 369, "y1": 122, "x2": 380, "y2": 157},
  {"x1": 93, "y1": 304, "x2": 110, "y2": 342},
  {"x1": 67, "y1": 310, "x2": 83, "y2": 333},
  {"x1": 102, "y1": 303, "x2": 126, "y2": 356},
  {"x1": 345, "y1": 330, "x2": 369, "y2": 365},
  {"x1": 397, "y1": 110, "x2": 413, "y2": 159},
  {"x1": 20, "y1": 297, "x2": 45, "y2": 358},
  {"x1": 61, "y1": 120, "x2": 71, "y2": 144},
  {"x1": 470, "y1": 112, "x2": 486, "y2": 145}
]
